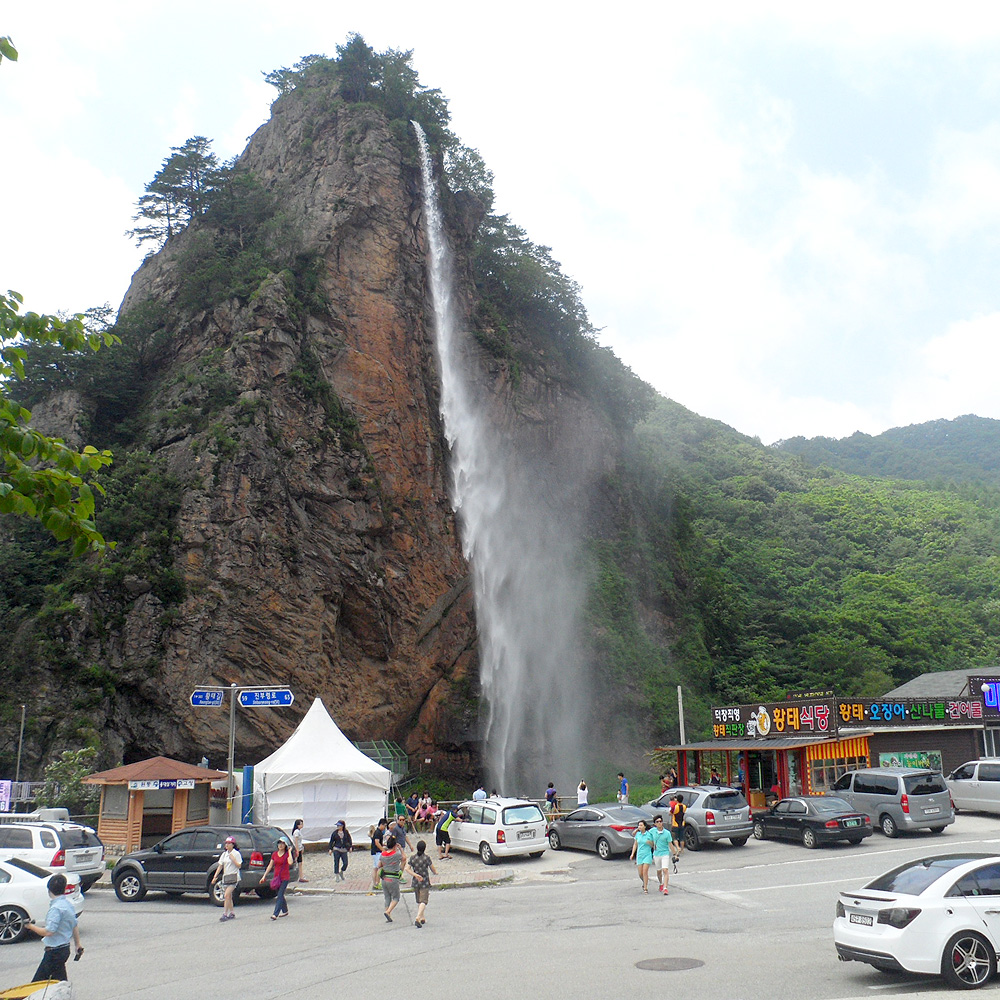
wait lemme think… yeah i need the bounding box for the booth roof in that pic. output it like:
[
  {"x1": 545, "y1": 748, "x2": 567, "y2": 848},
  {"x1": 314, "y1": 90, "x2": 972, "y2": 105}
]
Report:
[
  {"x1": 83, "y1": 756, "x2": 228, "y2": 785},
  {"x1": 654, "y1": 734, "x2": 873, "y2": 752}
]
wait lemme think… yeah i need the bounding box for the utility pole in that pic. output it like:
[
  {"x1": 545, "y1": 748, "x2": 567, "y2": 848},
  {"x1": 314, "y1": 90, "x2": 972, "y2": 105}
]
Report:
[
  {"x1": 14, "y1": 704, "x2": 25, "y2": 783},
  {"x1": 677, "y1": 685, "x2": 686, "y2": 745},
  {"x1": 226, "y1": 682, "x2": 237, "y2": 813}
]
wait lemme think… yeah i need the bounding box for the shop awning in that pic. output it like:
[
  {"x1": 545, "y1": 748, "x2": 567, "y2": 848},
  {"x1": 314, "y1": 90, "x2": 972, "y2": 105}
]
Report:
[{"x1": 654, "y1": 734, "x2": 873, "y2": 753}]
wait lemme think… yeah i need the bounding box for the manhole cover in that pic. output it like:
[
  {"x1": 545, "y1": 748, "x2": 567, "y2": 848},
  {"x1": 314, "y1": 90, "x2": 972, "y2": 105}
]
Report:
[{"x1": 635, "y1": 957, "x2": 705, "y2": 972}]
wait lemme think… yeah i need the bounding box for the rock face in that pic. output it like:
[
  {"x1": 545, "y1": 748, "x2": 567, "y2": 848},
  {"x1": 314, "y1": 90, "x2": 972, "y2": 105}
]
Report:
[{"x1": 12, "y1": 90, "x2": 618, "y2": 780}]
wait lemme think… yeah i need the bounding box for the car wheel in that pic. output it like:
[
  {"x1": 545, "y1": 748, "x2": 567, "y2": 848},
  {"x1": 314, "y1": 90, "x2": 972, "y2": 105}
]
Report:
[
  {"x1": 210, "y1": 880, "x2": 227, "y2": 906},
  {"x1": 255, "y1": 886, "x2": 277, "y2": 899},
  {"x1": 880, "y1": 814, "x2": 898, "y2": 838},
  {"x1": 113, "y1": 870, "x2": 147, "y2": 902},
  {"x1": 0, "y1": 905, "x2": 29, "y2": 945},
  {"x1": 529, "y1": 851, "x2": 544, "y2": 859},
  {"x1": 753, "y1": 820, "x2": 766, "y2": 840},
  {"x1": 929, "y1": 825, "x2": 946, "y2": 834},
  {"x1": 847, "y1": 836, "x2": 864, "y2": 845},
  {"x1": 684, "y1": 825, "x2": 700, "y2": 851},
  {"x1": 548, "y1": 830, "x2": 562, "y2": 851},
  {"x1": 942, "y1": 930, "x2": 995, "y2": 989},
  {"x1": 802, "y1": 828, "x2": 818, "y2": 849},
  {"x1": 730, "y1": 836, "x2": 748, "y2": 847},
  {"x1": 479, "y1": 842, "x2": 497, "y2": 865},
  {"x1": 596, "y1": 837, "x2": 613, "y2": 861}
]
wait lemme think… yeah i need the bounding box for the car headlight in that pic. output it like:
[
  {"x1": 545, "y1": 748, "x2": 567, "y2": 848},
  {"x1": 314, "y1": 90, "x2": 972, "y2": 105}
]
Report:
[{"x1": 877, "y1": 908, "x2": 921, "y2": 928}]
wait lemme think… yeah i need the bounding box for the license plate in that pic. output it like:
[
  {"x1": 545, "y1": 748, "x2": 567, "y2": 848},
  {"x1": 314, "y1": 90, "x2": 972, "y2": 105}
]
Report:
[
  {"x1": 850, "y1": 913, "x2": 874, "y2": 926},
  {"x1": 925, "y1": 807, "x2": 941, "y2": 814},
  {"x1": 724, "y1": 814, "x2": 740, "y2": 822},
  {"x1": 517, "y1": 830, "x2": 535, "y2": 841},
  {"x1": 844, "y1": 819, "x2": 859, "y2": 827}
]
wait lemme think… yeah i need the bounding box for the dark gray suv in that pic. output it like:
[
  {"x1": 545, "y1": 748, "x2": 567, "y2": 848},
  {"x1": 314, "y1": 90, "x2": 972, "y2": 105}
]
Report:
[
  {"x1": 111, "y1": 824, "x2": 296, "y2": 905},
  {"x1": 646, "y1": 785, "x2": 753, "y2": 850}
]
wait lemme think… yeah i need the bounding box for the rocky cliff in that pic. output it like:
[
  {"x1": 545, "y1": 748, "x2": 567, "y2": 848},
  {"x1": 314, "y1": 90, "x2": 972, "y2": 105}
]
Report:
[{"x1": 4, "y1": 77, "x2": 625, "y2": 779}]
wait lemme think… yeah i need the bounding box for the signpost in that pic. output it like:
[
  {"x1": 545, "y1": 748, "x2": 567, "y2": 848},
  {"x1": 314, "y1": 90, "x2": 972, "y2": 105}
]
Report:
[{"x1": 189, "y1": 683, "x2": 295, "y2": 813}]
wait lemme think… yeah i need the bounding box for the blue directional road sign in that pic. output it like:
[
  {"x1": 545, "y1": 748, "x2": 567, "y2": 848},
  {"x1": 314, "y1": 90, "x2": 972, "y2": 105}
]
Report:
[
  {"x1": 190, "y1": 689, "x2": 225, "y2": 707},
  {"x1": 238, "y1": 688, "x2": 294, "y2": 708}
]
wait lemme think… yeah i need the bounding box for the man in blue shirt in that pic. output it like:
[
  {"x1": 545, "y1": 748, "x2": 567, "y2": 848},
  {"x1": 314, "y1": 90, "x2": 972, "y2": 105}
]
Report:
[
  {"x1": 650, "y1": 815, "x2": 674, "y2": 894},
  {"x1": 26, "y1": 874, "x2": 81, "y2": 982},
  {"x1": 617, "y1": 772, "x2": 629, "y2": 804}
]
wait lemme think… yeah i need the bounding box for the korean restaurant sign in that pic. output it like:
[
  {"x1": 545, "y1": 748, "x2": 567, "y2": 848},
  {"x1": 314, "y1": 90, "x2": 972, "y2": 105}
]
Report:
[
  {"x1": 837, "y1": 698, "x2": 983, "y2": 727},
  {"x1": 967, "y1": 676, "x2": 1000, "y2": 718},
  {"x1": 712, "y1": 699, "x2": 837, "y2": 739}
]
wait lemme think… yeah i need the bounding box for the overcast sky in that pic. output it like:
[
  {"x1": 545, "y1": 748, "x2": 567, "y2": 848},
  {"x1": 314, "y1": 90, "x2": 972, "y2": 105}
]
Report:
[{"x1": 4, "y1": 2, "x2": 1000, "y2": 443}]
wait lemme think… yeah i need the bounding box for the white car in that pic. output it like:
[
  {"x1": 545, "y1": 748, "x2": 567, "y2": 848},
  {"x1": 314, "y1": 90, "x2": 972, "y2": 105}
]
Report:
[
  {"x1": 0, "y1": 859, "x2": 84, "y2": 945},
  {"x1": 0, "y1": 821, "x2": 105, "y2": 892},
  {"x1": 449, "y1": 798, "x2": 547, "y2": 865},
  {"x1": 834, "y1": 853, "x2": 1000, "y2": 989}
]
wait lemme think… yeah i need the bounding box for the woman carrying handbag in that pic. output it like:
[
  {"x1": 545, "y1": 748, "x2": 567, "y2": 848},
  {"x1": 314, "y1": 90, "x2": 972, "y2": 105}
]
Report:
[{"x1": 262, "y1": 837, "x2": 292, "y2": 920}]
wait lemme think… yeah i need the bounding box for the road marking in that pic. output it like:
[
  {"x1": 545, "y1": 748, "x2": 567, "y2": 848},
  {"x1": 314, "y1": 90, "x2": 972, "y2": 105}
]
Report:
[
  {"x1": 690, "y1": 837, "x2": 1000, "y2": 876},
  {"x1": 729, "y1": 876, "x2": 868, "y2": 893}
]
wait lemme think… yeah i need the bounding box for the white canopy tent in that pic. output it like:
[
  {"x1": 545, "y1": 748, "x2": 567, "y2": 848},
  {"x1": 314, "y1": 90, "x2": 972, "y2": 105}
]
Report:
[{"x1": 253, "y1": 698, "x2": 391, "y2": 843}]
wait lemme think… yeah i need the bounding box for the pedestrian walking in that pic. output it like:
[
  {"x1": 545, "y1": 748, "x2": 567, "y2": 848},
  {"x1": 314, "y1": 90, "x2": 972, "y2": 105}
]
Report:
[
  {"x1": 262, "y1": 837, "x2": 292, "y2": 919},
  {"x1": 389, "y1": 813, "x2": 413, "y2": 853},
  {"x1": 617, "y1": 772, "x2": 629, "y2": 804},
  {"x1": 629, "y1": 819, "x2": 654, "y2": 893},
  {"x1": 25, "y1": 874, "x2": 81, "y2": 983},
  {"x1": 291, "y1": 819, "x2": 307, "y2": 882},
  {"x1": 405, "y1": 840, "x2": 437, "y2": 927},
  {"x1": 670, "y1": 794, "x2": 687, "y2": 870},
  {"x1": 577, "y1": 780, "x2": 588, "y2": 806},
  {"x1": 650, "y1": 814, "x2": 674, "y2": 895},
  {"x1": 209, "y1": 836, "x2": 242, "y2": 921},
  {"x1": 377, "y1": 834, "x2": 406, "y2": 922},
  {"x1": 328, "y1": 820, "x2": 353, "y2": 881},
  {"x1": 369, "y1": 818, "x2": 388, "y2": 890}
]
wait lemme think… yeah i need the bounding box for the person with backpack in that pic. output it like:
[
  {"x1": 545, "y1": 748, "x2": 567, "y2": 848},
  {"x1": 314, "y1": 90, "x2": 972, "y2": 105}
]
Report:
[
  {"x1": 670, "y1": 794, "x2": 686, "y2": 871},
  {"x1": 377, "y1": 834, "x2": 406, "y2": 923}
]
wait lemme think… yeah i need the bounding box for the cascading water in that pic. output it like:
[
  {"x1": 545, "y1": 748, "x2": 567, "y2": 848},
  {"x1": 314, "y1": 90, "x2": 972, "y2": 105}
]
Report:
[{"x1": 413, "y1": 122, "x2": 591, "y2": 794}]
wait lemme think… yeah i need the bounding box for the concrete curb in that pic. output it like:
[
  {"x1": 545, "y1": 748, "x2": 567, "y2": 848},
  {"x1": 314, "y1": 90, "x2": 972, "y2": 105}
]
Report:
[{"x1": 293, "y1": 868, "x2": 516, "y2": 895}]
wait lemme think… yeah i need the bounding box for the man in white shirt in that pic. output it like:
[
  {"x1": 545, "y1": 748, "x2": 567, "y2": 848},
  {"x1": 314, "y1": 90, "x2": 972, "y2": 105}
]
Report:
[{"x1": 472, "y1": 785, "x2": 487, "y2": 801}]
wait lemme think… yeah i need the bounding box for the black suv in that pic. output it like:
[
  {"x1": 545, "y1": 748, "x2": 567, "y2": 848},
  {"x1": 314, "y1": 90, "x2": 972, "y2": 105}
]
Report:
[{"x1": 111, "y1": 824, "x2": 296, "y2": 906}]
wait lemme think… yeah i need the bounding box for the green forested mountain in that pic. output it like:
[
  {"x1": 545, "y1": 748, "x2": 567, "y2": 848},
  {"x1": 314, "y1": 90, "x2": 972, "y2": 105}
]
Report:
[
  {"x1": 587, "y1": 399, "x2": 1000, "y2": 742},
  {"x1": 774, "y1": 415, "x2": 1000, "y2": 486}
]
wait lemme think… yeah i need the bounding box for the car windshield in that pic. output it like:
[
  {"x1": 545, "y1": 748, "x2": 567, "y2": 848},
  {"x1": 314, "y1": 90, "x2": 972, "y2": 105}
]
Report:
[
  {"x1": 58, "y1": 828, "x2": 101, "y2": 848},
  {"x1": 903, "y1": 773, "x2": 947, "y2": 795},
  {"x1": 812, "y1": 797, "x2": 853, "y2": 814},
  {"x1": 6, "y1": 858, "x2": 50, "y2": 879},
  {"x1": 867, "y1": 855, "x2": 987, "y2": 895},
  {"x1": 706, "y1": 792, "x2": 746, "y2": 809},
  {"x1": 502, "y1": 805, "x2": 544, "y2": 825}
]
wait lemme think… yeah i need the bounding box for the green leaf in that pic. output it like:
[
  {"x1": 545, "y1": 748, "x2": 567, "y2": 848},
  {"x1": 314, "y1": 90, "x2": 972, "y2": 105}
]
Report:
[{"x1": 0, "y1": 36, "x2": 17, "y2": 62}]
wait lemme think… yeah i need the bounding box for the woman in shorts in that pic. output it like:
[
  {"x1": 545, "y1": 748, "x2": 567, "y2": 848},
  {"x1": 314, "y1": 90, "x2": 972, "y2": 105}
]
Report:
[
  {"x1": 629, "y1": 819, "x2": 654, "y2": 893},
  {"x1": 405, "y1": 840, "x2": 437, "y2": 927}
]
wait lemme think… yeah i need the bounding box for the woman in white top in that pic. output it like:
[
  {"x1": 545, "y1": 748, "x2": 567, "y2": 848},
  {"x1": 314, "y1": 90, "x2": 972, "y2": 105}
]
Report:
[
  {"x1": 209, "y1": 836, "x2": 242, "y2": 921},
  {"x1": 577, "y1": 781, "x2": 588, "y2": 806},
  {"x1": 291, "y1": 819, "x2": 306, "y2": 882}
]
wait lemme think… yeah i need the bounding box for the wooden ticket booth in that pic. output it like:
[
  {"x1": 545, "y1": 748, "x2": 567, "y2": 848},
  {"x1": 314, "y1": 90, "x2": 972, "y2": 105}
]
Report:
[{"x1": 84, "y1": 756, "x2": 227, "y2": 854}]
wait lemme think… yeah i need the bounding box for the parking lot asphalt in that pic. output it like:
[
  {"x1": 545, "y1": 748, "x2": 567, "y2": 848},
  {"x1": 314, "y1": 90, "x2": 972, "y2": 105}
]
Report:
[{"x1": 7, "y1": 812, "x2": 1000, "y2": 999}]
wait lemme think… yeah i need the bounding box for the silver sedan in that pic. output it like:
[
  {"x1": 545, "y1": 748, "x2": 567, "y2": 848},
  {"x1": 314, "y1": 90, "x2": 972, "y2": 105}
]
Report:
[{"x1": 546, "y1": 803, "x2": 654, "y2": 860}]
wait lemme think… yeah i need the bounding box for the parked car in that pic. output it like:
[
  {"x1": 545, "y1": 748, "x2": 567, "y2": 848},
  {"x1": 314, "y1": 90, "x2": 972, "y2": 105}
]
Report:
[
  {"x1": 645, "y1": 785, "x2": 753, "y2": 850},
  {"x1": 831, "y1": 767, "x2": 955, "y2": 837},
  {"x1": 449, "y1": 798, "x2": 547, "y2": 864},
  {"x1": 834, "y1": 852, "x2": 1000, "y2": 989},
  {"x1": 753, "y1": 795, "x2": 872, "y2": 848},
  {"x1": 547, "y1": 803, "x2": 653, "y2": 859},
  {"x1": 0, "y1": 821, "x2": 105, "y2": 892},
  {"x1": 111, "y1": 824, "x2": 296, "y2": 905},
  {"x1": 0, "y1": 858, "x2": 84, "y2": 945},
  {"x1": 947, "y1": 759, "x2": 1000, "y2": 814}
]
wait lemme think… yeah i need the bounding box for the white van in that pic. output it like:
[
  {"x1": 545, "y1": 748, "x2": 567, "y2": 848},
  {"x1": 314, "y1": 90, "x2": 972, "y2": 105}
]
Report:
[
  {"x1": 449, "y1": 798, "x2": 547, "y2": 865},
  {"x1": 947, "y1": 758, "x2": 1000, "y2": 814}
]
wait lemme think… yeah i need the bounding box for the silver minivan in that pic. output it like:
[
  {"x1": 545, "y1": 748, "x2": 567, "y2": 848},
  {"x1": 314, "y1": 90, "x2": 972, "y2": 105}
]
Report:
[
  {"x1": 831, "y1": 767, "x2": 954, "y2": 837},
  {"x1": 947, "y1": 758, "x2": 1000, "y2": 814}
]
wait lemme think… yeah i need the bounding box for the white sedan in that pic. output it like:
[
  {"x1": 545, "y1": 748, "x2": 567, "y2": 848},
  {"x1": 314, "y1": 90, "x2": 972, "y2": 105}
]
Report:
[
  {"x1": 0, "y1": 859, "x2": 84, "y2": 945},
  {"x1": 834, "y1": 853, "x2": 1000, "y2": 989}
]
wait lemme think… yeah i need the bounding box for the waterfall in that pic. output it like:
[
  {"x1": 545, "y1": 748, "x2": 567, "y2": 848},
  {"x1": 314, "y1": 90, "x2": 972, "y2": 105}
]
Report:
[{"x1": 413, "y1": 123, "x2": 591, "y2": 795}]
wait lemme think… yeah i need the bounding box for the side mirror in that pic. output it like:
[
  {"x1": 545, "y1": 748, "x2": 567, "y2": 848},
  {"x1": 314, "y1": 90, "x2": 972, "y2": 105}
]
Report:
[{"x1": 153, "y1": 843, "x2": 163, "y2": 853}]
